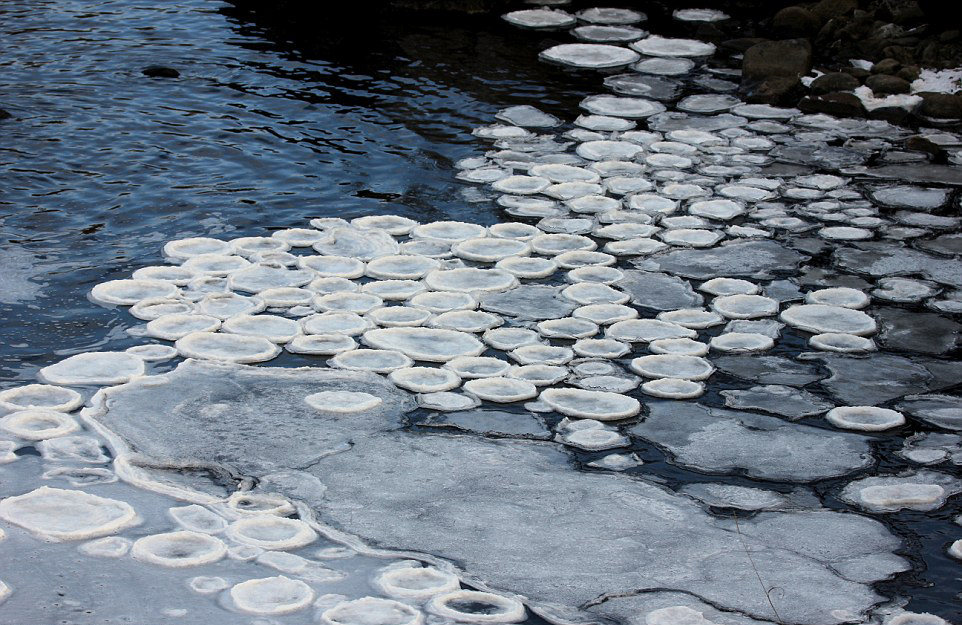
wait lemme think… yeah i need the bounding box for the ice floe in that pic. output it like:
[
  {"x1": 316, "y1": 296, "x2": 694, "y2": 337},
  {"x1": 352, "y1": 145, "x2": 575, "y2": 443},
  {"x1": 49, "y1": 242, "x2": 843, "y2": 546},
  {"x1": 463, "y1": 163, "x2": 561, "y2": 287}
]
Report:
[
  {"x1": 38, "y1": 351, "x2": 145, "y2": 386},
  {"x1": 0, "y1": 487, "x2": 138, "y2": 542}
]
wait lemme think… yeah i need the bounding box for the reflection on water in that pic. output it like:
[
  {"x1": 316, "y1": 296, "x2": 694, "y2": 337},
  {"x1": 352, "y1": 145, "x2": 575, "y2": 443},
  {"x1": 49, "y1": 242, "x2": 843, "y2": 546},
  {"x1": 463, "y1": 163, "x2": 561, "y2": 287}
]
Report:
[{"x1": 0, "y1": 0, "x2": 591, "y2": 379}]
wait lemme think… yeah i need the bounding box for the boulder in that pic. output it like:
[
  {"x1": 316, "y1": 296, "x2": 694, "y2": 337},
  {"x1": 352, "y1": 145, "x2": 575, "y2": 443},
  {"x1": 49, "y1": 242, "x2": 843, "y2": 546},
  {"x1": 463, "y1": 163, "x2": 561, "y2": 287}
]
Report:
[
  {"x1": 866, "y1": 73, "x2": 911, "y2": 94},
  {"x1": 747, "y1": 76, "x2": 807, "y2": 105},
  {"x1": 142, "y1": 65, "x2": 180, "y2": 78},
  {"x1": 897, "y1": 65, "x2": 921, "y2": 81},
  {"x1": 869, "y1": 106, "x2": 911, "y2": 124},
  {"x1": 810, "y1": 71, "x2": 861, "y2": 94},
  {"x1": 772, "y1": 6, "x2": 822, "y2": 39},
  {"x1": 798, "y1": 92, "x2": 866, "y2": 117},
  {"x1": 813, "y1": 0, "x2": 858, "y2": 20},
  {"x1": 742, "y1": 39, "x2": 813, "y2": 81},
  {"x1": 871, "y1": 58, "x2": 900, "y2": 74},
  {"x1": 917, "y1": 93, "x2": 962, "y2": 119}
]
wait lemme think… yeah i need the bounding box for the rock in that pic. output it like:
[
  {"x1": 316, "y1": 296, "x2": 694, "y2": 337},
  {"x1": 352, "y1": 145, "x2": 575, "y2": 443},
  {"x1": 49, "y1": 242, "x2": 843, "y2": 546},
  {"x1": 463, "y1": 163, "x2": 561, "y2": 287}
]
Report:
[
  {"x1": 813, "y1": 0, "x2": 858, "y2": 20},
  {"x1": 897, "y1": 65, "x2": 921, "y2": 81},
  {"x1": 940, "y1": 29, "x2": 961, "y2": 43},
  {"x1": 918, "y1": 0, "x2": 962, "y2": 24},
  {"x1": 772, "y1": 7, "x2": 822, "y2": 39},
  {"x1": 865, "y1": 74, "x2": 911, "y2": 94},
  {"x1": 869, "y1": 106, "x2": 911, "y2": 124},
  {"x1": 720, "y1": 37, "x2": 767, "y2": 52},
  {"x1": 871, "y1": 58, "x2": 900, "y2": 74},
  {"x1": 842, "y1": 66, "x2": 871, "y2": 80},
  {"x1": 798, "y1": 92, "x2": 867, "y2": 117},
  {"x1": 742, "y1": 39, "x2": 813, "y2": 105},
  {"x1": 142, "y1": 65, "x2": 180, "y2": 78},
  {"x1": 0, "y1": 109, "x2": 10, "y2": 120},
  {"x1": 810, "y1": 72, "x2": 861, "y2": 95},
  {"x1": 747, "y1": 76, "x2": 806, "y2": 105},
  {"x1": 742, "y1": 39, "x2": 813, "y2": 82},
  {"x1": 917, "y1": 93, "x2": 962, "y2": 119}
]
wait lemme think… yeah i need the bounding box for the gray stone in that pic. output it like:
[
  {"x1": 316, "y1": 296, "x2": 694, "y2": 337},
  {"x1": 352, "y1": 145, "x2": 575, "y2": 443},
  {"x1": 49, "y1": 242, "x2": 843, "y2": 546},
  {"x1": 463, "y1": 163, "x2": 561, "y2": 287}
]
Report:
[
  {"x1": 809, "y1": 72, "x2": 861, "y2": 95},
  {"x1": 742, "y1": 40, "x2": 813, "y2": 83}
]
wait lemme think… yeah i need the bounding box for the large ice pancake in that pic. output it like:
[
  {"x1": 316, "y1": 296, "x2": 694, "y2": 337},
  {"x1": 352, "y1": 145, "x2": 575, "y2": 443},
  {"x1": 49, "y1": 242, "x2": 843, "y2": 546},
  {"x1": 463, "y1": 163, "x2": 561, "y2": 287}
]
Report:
[
  {"x1": 84, "y1": 360, "x2": 897, "y2": 625},
  {"x1": 86, "y1": 359, "x2": 415, "y2": 475}
]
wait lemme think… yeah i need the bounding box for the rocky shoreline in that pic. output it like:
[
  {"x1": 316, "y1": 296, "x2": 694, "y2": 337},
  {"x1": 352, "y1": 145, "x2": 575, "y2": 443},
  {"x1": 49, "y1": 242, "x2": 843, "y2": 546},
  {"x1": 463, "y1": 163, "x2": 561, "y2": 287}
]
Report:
[{"x1": 701, "y1": 0, "x2": 962, "y2": 125}]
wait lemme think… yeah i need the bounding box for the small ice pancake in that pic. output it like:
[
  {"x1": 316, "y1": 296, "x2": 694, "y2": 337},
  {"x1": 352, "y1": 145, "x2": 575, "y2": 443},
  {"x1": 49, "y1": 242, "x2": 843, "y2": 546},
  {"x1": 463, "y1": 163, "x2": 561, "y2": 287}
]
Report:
[
  {"x1": 629, "y1": 355, "x2": 714, "y2": 380},
  {"x1": 90, "y1": 279, "x2": 179, "y2": 306},
  {"x1": 322, "y1": 597, "x2": 425, "y2": 625},
  {"x1": 0, "y1": 409, "x2": 79, "y2": 441},
  {"x1": 231, "y1": 576, "x2": 315, "y2": 615},
  {"x1": 780, "y1": 304, "x2": 877, "y2": 336},
  {"x1": 374, "y1": 564, "x2": 460, "y2": 601},
  {"x1": 176, "y1": 332, "x2": 281, "y2": 364},
  {"x1": 131, "y1": 531, "x2": 226, "y2": 568},
  {"x1": 0, "y1": 384, "x2": 82, "y2": 413},
  {"x1": 826, "y1": 406, "x2": 905, "y2": 432},
  {"x1": 463, "y1": 377, "x2": 538, "y2": 403},
  {"x1": 389, "y1": 367, "x2": 461, "y2": 393},
  {"x1": 427, "y1": 590, "x2": 524, "y2": 624},
  {"x1": 641, "y1": 378, "x2": 704, "y2": 399},
  {"x1": 226, "y1": 516, "x2": 316, "y2": 550},
  {"x1": 146, "y1": 314, "x2": 221, "y2": 341}
]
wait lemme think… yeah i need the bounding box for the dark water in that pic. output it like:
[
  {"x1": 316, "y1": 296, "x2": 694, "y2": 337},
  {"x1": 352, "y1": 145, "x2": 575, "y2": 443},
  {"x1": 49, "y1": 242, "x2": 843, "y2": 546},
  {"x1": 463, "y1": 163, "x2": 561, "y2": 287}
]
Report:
[
  {"x1": 0, "y1": 0, "x2": 596, "y2": 380},
  {"x1": 1, "y1": 0, "x2": 961, "y2": 622}
]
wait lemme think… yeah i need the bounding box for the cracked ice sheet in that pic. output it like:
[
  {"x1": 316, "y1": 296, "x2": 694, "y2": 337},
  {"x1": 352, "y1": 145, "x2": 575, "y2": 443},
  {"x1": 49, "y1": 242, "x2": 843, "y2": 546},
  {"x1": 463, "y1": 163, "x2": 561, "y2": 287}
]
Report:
[
  {"x1": 84, "y1": 360, "x2": 893, "y2": 625},
  {"x1": 630, "y1": 402, "x2": 873, "y2": 482}
]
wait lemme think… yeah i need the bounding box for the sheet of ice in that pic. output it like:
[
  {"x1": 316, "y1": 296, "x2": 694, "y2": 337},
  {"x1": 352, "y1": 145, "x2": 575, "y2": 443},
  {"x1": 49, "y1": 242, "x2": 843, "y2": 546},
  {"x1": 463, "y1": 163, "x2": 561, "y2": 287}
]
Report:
[
  {"x1": 721, "y1": 385, "x2": 833, "y2": 419},
  {"x1": 85, "y1": 360, "x2": 414, "y2": 476},
  {"x1": 616, "y1": 271, "x2": 702, "y2": 310},
  {"x1": 637, "y1": 240, "x2": 806, "y2": 280},
  {"x1": 630, "y1": 402, "x2": 873, "y2": 481},
  {"x1": 479, "y1": 286, "x2": 576, "y2": 321},
  {"x1": 896, "y1": 395, "x2": 962, "y2": 431},
  {"x1": 801, "y1": 353, "x2": 962, "y2": 405}
]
